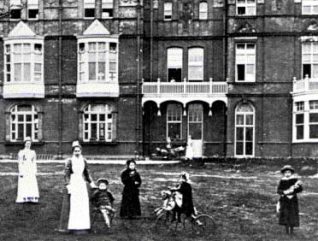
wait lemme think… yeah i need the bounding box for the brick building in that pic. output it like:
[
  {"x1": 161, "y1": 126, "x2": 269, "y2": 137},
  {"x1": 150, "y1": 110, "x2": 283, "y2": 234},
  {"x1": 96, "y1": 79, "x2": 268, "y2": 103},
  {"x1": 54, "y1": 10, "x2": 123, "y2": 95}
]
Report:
[{"x1": 0, "y1": 0, "x2": 318, "y2": 158}]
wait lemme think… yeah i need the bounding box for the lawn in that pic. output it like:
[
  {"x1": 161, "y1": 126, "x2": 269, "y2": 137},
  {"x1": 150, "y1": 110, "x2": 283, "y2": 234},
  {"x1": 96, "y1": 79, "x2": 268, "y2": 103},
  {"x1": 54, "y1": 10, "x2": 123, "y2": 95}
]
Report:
[{"x1": 0, "y1": 161, "x2": 317, "y2": 241}]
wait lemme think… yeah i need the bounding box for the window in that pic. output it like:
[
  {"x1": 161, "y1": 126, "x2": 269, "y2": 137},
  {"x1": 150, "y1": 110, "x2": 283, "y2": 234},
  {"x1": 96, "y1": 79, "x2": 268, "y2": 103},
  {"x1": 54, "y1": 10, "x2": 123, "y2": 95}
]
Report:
[
  {"x1": 83, "y1": 104, "x2": 113, "y2": 142},
  {"x1": 164, "y1": 2, "x2": 172, "y2": 21},
  {"x1": 78, "y1": 40, "x2": 118, "y2": 82},
  {"x1": 102, "y1": 0, "x2": 113, "y2": 18},
  {"x1": 302, "y1": 42, "x2": 318, "y2": 79},
  {"x1": 167, "y1": 48, "x2": 182, "y2": 82},
  {"x1": 166, "y1": 104, "x2": 182, "y2": 141},
  {"x1": 28, "y1": 0, "x2": 39, "y2": 19},
  {"x1": 309, "y1": 101, "x2": 318, "y2": 138},
  {"x1": 302, "y1": 0, "x2": 318, "y2": 15},
  {"x1": 10, "y1": 0, "x2": 22, "y2": 19},
  {"x1": 294, "y1": 102, "x2": 305, "y2": 140},
  {"x1": 235, "y1": 103, "x2": 254, "y2": 157},
  {"x1": 199, "y1": 1, "x2": 208, "y2": 20},
  {"x1": 5, "y1": 42, "x2": 43, "y2": 83},
  {"x1": 236, "y1": 0, "x2": 256, "y2": 16},
  {"x1": 10, "y1": 105, "x2": 39, "y2": 142},
  {"x1": 236, "y1": 43, "x2": 256, "y2": 82},
  {"x1": 188, "y1": 104, "x2": 203, "y2": 140},
  {"x1": 188, "y1": 48, "x2": 204, "y2": 81},
  {"x1": 84, "y1": 0, "x2": 95, "y2": 18}
]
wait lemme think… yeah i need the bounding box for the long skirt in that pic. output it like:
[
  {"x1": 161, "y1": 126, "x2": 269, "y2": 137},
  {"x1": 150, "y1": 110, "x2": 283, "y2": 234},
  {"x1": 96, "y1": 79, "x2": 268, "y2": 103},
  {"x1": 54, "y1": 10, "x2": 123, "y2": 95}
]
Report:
[
  {"x1": 279, "y1": 196, "x2": 300, "y2": 227},
  {"x1": 16, "y1": 174, "x2": 39, "y2": 203},
  {"x1": 68, "y1": 176, "x2": 90, "y2": 230}
]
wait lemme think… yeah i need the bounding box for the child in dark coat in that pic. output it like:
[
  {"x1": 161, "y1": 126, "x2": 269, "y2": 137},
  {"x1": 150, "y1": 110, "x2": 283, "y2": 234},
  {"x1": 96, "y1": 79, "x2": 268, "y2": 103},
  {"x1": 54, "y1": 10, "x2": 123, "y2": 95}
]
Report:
[
  {"x1": 277, "y1": 165, "x2": 303, "y2": 235},
  {"x1": 91, "y1": 178, "x2": 115, "y2": 228}
]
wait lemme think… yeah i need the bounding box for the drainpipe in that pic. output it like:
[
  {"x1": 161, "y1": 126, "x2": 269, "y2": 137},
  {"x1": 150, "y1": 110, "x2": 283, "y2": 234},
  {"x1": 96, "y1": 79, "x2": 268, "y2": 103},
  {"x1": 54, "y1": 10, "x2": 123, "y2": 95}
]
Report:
[
  {"x1": 58, "y1": 0, "x2": 63, "y2": 158},
  {"x1": 223, "y1": 0, "x2": 228, "y2": 158}
]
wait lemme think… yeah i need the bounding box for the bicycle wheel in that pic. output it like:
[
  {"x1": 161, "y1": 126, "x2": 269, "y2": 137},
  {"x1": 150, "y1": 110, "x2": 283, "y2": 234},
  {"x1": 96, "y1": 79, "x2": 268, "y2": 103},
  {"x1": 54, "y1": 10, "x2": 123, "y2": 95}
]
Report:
[{"x1": 192, "y1": 214, "x2": 216, "y2": 235}]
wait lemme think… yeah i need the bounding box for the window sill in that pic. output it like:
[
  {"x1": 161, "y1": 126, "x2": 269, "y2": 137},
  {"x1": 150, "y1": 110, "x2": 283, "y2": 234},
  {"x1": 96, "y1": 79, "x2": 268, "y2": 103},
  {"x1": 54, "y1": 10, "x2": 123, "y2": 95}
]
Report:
[
  {"x1": 5, "y1": 141, "x2": 44, "y2": 146},
  {"x1": 80, "y1": 141, "x2": 118, "y2": 146}
]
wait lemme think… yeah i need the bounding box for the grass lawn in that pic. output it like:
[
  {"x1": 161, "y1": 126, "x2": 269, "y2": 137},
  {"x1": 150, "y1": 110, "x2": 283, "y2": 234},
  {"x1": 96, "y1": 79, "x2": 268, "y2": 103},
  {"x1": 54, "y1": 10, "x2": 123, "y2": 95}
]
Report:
[{"x1": 0, "y1": 162, "x2": 317, "y2": 241}]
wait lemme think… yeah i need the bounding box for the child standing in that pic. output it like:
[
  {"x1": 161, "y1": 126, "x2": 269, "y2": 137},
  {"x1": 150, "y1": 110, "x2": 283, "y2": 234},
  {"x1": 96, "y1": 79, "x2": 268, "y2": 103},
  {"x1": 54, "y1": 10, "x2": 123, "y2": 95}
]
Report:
[
  {"x1": 91, "y1": 178, "x2": 115, "y2": 228},
  {"x1": 277, "y1": 165, "x2": 303, "y2": 235}
]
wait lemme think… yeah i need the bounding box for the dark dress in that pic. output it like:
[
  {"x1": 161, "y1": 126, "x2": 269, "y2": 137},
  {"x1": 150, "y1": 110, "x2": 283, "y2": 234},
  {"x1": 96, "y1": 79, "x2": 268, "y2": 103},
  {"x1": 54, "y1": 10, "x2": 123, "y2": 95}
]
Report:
[
  {"x1": 91, "y1": 190, "x2": 114, "y2": 207},
  {"x1": 277, "y1": 177, "x2": 303, "y2": 227},
  {"x1": 120, "y1": 169, "x2": 142, "y2": 217},
  {"x1": 176, "y1": 182, "x2": 195, "y2": 217}
]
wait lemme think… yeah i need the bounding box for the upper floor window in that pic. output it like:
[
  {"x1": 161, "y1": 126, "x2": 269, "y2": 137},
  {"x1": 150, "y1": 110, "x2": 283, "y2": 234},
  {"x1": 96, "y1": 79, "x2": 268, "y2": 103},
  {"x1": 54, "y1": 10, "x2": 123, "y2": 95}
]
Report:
[
  {"x1": 5, "y1": 41, "x2": 43, "y2": 83},
  {"x1": 302, "y1": 41, "x2": 318, "y2": 79},
  {"x1": 235, "y1": 43, "x2": 256, "y2": 82},
  {"x1": 27, "y1": 0, "x2": 39, "y2": 19},
  {"x1": 84, "y1": 0, "x2": 95, "y2": 18},
  {"x1": 164, "y1": 2, "x2": 172, "y2": 21},
  {"x1": 10, "y1": 0, "x2": 22, "y2": 19},
  {"x1": 83, "y1": 104, "x2": 113, "y2": 142},
  {"x1": 167, "y1": 48, "x2": 183, "y2": 82},
  {"x1": 167, "y1": 103, "x2": 182, "y2": 141},
  {"x1": 302, "y1": 0, "x2": 318, "y2": 15},
  {"x1": 78, "y1": 40, "x2": 118, "y2": 82},
  {"x1": 236, "y1": 0, "x2": 256, "y2": 16},
  {"x1": 10, "y1": 105, "x2": 39, "y2": 142},
  {"x1": 102, "y1": 0, "x2": 113, "y2": 18},
  {"x1": 188, "y1": 48, "x2": 204, "y2": 81},
  {"x1": 199, "y1": 1, "x2": 208, "y2": 20}
]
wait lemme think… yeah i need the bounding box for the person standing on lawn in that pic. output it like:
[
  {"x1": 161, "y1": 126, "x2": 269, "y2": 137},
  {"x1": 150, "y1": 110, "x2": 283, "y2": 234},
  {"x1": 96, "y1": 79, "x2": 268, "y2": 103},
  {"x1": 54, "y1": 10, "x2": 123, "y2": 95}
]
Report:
[
  {"x1": 277, "y1": 165, "x2": 303, "y2": 235},
  {"x1": 120, "y1": 159, "x2": 142, "y2": 219},
  {"x1": 64, "y1": 141, "x2": 96, "y2": 234},
  {"x1": 185, "y1": 135, "x2": 194, "y2": 161},
  {"x1": 16, "y1": 136, "x2": 39, "y2": 204}
]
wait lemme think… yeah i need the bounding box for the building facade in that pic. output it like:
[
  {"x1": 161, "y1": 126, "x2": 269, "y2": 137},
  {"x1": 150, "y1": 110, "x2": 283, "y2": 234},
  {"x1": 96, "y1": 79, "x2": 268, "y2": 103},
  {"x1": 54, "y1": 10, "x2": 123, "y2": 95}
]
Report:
[{"x1": 0, "y1": 0, "x2": 317, "y2": 158}]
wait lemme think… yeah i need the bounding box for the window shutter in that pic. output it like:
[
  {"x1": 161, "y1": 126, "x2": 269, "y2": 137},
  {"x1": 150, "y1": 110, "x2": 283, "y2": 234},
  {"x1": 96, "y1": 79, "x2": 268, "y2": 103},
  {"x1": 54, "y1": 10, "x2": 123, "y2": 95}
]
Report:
[
  {"x1": 5, "y1": 111, "x2": 10, "y2": 142},
  {"x1": 37, "y1": 112, "x2": 43, "y2": 141},
  {"x1": 78, "y1": 111, "x2": 84, "y2": 141},
  {"x1": 112, "y1": 112, "x2": 117, "y2": 142}
]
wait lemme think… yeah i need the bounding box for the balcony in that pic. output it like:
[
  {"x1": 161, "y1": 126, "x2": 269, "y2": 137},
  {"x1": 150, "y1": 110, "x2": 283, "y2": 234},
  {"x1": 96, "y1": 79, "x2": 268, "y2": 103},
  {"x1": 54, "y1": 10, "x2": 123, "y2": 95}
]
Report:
[
  {"x1": 142, "y1": 78, "x2": 228, "y2": 106},
  {"x1": 3, "y1": 82, "x2": 45, "y2": 99},
  {"x1": 76, "y1": 82, "x2": 119, "y2": 98}
]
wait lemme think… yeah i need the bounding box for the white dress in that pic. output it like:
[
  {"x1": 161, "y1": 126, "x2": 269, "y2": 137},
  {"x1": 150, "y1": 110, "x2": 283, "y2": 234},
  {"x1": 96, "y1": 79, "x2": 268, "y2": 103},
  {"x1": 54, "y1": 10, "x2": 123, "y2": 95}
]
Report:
[
  {"x1": 16, "y1": 149, "x2": 39, "y2": 203},
  {"x1": 185, "y1": 139, "x2": 194, "y2": 160},
  {"x1": 67, "y1": 156, "x2": 91, "y2": 230}
]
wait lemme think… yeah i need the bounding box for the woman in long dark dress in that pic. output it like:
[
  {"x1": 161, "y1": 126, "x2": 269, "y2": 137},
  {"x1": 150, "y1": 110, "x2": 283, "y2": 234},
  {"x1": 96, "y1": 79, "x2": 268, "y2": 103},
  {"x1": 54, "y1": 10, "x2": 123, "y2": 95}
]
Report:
[
  {"x1": 120, "y1": 159, "x2": 142, "y2": 218},
  {"x1": 277, "y1": 165, "x2": 303, "y2": 235}
]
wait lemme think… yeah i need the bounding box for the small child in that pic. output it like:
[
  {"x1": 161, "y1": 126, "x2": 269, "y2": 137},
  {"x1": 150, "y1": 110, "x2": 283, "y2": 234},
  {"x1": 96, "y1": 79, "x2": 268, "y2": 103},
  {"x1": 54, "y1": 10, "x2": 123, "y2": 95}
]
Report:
[
  {"x1": 91, "y1": 178, "x2": 115, "y2": 228},
  {"x1": 277, "y1": 165, "x2": 303, "y2": 235}
]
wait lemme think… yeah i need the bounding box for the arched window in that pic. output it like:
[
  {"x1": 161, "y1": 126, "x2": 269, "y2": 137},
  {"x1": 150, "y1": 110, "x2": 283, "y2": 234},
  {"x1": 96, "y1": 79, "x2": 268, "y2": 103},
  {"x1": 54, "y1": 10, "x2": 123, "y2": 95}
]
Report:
[
  {"x1": 188, "y1": 48, "x2": 204, "y2": 81},
  {"x1": 166, "y1": 103, "x2": 182, "y2": 140},
  {"x1": 199, "y1": 1, "x2": 208, "y2": 20},
  {"x1": 167, "y1": 48, "x2": 183, "y2": 82},
  {"x1": 10, "y1": 105, "x2": 39, "y2": 142},
  {"x1": 83, "y1": 104, "x2": 114, "y2": 142},
  {"x1": 235, "y1": 103, "x2": 255, "y2": 157},
  {"x1": 188, "y1": 103, "x2": 203, "y2": 140}
]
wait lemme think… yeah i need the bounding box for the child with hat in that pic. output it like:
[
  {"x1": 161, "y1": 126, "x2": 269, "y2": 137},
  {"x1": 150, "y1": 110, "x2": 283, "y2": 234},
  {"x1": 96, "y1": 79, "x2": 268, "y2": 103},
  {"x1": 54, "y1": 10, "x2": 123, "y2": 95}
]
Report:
[
  {"x1": 277, "y1": 165, "x2": 303, "y2": 235},
  {"x1": 91, "y1": 178, "x2": 115, "y2": 228}
]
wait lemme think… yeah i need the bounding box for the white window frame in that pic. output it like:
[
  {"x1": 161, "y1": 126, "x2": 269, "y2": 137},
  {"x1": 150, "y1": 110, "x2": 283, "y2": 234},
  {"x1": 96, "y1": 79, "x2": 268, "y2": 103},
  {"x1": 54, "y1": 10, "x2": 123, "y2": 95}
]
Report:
[
  {"x1": 10, "y1": 0, "x2": 22, "y2": 19},
  {"x1": 4, "y1": 39, "x2": 44, "y2": 83},
  {"x1": 164, "y1": 2, "x2": 172, "y2": 21},
  {"x1": 167, "y1": 47, "x2": 183, "y2": 82},
  {"x1": 188, "y1": 104, "x2": 203, "y2": 141},
  {"x1": 102, "y1": 0, "x2": 113, "y2": 18},
  {"x1": 235, "y1": 43, "x2": 256, "y2": 82},
  {"x1": 10, "y1": 105, "x2": 39, "y2": 142},
  {"x1": 84, "y1": 0, "x2": 95, "y2": 19},
  {"x1": 234, "y1": 103, "x2": 255, "y2": 158},
  {"x1": 302, "y1": 41, "x2": 318, "y2": 79},
  {"x1": 236, "y1": 0, "x2": 256, "y2": 16},
  {"x1": 27, "y1": 0, "x2": 39, "y2": 20},
  {"x1": 302, "y1": 0, "x2": 318, "y2": 15},
  {"x1": 199, "y1": 1, "x2": 208, "y2": 20},
  {"x1": 166, "y1": 103, "x2": 183, "y2": 141},
  {"x1": 83, "y1": 104, "x2": 113, "y2": 142},
  {"x1": 188, "y1": 47, "x2": 204, "y2": 81},
  {"x1": 78, "y1": 38, "x2": 119, "y2": 83}
]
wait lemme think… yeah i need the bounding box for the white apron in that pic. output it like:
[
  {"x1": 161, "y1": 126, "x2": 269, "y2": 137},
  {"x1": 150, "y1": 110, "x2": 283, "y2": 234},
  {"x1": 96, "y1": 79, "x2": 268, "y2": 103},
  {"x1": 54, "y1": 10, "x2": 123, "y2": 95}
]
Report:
[
  {"x1": 68, "y1": 156, "x2": 90, "y2": 230},
  {"x1": 16, "y1": 149, "x2": 39, "y2": 203}
]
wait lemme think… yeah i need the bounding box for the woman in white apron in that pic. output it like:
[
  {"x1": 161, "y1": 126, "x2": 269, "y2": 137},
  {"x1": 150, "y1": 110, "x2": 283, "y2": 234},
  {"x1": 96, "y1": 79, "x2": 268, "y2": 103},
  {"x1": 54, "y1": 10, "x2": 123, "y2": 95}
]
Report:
[
  {"x1": 16, "y1": 137, "x2": 39, "y2": 203},
  {"x1": 185, "y1": 135, "x2": 194, "y2": 160},
  {"x1": 65, "y1": 141, "x2": 96, "y2": 233}
]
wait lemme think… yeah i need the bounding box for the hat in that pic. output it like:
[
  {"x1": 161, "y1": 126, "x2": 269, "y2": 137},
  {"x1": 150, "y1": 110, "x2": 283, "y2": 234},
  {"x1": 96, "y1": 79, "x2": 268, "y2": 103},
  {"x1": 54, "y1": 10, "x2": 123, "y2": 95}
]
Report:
[
  {"x1": 281, "y1": 165, "x2": 295, "y2": 174},
  {"x1": 72, "y1": 140, "x2": 81, "y2": 148},
  {"x1": 24, "y1": 136, "x2": 32, "y2": 143},
  {"x1": 97, "y1": 178, "x2": 109, "y2": 186},
  {"x1": 126, "y1": 159, "x2": 136, "y2": 166},
  {"x1": 180, "y1": 171, "x2": 190, "y2": 181}
]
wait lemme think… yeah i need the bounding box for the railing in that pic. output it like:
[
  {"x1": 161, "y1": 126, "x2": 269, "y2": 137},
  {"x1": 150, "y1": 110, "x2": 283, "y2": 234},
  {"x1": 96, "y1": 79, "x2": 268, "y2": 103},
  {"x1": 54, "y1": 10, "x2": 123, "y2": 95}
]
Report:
[
  {"x1": 293, "y1": 76, "x2": 318, "y2": 93},
  {"x1": 142, "y1": 78, "x2": 228, "y2": 95}
]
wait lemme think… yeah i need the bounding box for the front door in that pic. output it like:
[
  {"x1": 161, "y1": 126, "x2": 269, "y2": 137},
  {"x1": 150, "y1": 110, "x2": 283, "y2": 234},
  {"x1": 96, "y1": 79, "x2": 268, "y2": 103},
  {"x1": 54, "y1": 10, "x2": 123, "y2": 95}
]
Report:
[{"x1": 188, "y1": 104, "x2": 203, "y2": 158}]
